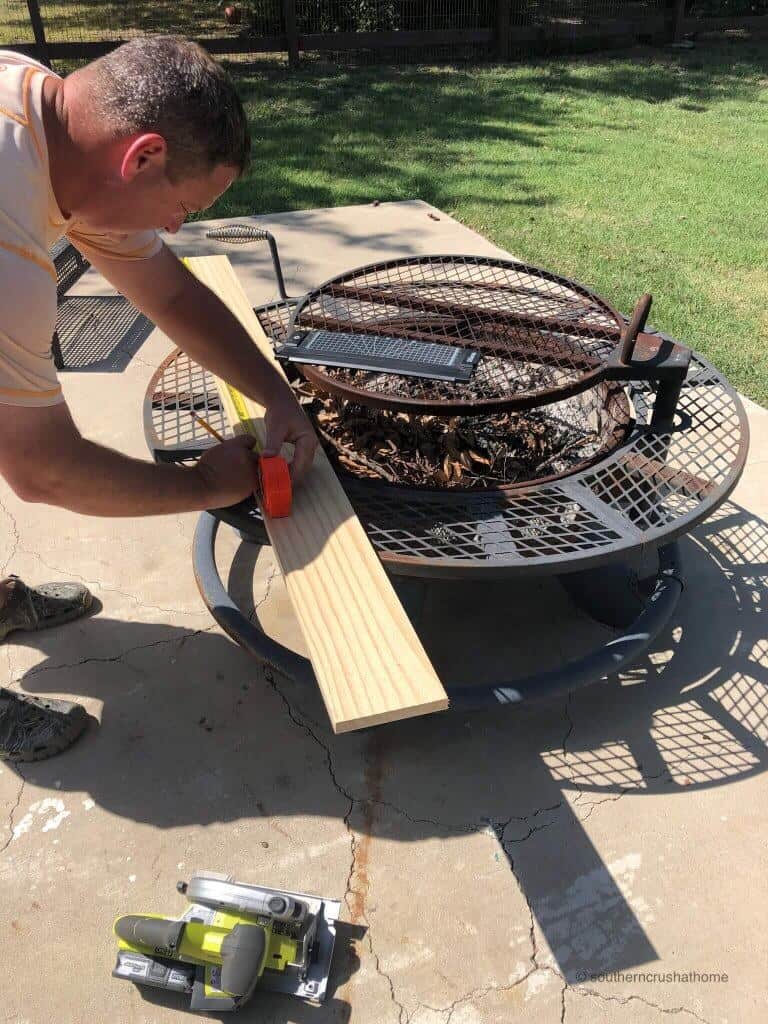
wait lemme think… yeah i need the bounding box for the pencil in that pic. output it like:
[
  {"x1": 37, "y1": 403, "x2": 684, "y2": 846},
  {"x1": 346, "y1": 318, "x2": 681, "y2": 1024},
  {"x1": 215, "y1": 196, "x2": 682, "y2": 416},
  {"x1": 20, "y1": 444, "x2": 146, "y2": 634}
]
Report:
[{"x1": 187, "y1": 409, "x2": 225, "y2": 443}]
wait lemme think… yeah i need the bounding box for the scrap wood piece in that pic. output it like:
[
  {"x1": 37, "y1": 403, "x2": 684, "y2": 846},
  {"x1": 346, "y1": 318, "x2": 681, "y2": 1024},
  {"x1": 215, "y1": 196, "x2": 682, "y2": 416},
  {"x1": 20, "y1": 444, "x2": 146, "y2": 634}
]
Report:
[{"x1": 185, "y1": 255, "x2": 448, "y2": 733}]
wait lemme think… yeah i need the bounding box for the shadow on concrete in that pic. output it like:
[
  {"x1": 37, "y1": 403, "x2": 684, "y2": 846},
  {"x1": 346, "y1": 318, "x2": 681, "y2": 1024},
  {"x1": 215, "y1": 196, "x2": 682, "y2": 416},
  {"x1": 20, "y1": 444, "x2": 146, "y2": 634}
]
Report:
[{"x1": 9, "y1": 501, "x2": 767, "y2": 987}]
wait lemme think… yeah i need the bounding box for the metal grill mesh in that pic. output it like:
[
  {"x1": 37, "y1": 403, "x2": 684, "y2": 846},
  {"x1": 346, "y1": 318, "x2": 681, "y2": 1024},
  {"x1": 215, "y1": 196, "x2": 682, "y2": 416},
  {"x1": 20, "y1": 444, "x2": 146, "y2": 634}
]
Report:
[
  {"x1": 292, "y1": 255, "x2": 623, "y2": 413},
  {"x1": 353, "y1": 487, "x2": 625, "y2": 562},
  {"x1": 144, "y1": 307, "x2": 748, "y2": 576},
  {"x1": 149, "y1": 350, "x2": 226, "y2": 458},
  {"x1": 581, "y1": 368, "x2": 744, "y2": 532}
]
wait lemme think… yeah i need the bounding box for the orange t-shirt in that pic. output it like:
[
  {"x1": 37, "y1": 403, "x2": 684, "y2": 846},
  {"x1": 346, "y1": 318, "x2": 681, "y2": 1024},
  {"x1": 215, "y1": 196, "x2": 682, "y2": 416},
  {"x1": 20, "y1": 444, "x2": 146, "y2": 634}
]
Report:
[{"x1": 0, "y1": 50, "x2": 161, "y2": 407}]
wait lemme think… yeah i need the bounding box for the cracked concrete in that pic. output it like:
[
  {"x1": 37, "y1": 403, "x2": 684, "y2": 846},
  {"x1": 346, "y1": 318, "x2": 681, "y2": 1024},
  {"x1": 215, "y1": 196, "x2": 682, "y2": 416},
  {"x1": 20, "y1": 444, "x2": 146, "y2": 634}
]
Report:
[
  {"x1": 0, "y1": 495, "x2": 20, "y2": 578},
  {"x1": 0, "y1": 203, "x2": 765, "y2": 1022},
  {"x1": 565, "y1": 986, "x2": 716, "y2": 1023},
  {"x1": 0, "y1": 770, "x2": 25, "y2": 856}
]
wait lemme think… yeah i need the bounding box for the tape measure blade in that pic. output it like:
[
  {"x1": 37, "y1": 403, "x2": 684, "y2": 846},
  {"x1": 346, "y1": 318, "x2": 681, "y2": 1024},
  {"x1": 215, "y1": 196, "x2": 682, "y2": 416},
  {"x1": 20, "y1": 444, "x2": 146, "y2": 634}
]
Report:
[
  {"x1": 223, "y1": 382, "x2": 292, "y2": 517},
  {"x1": 225, "y1": 383, "x2": 263, "y2": 451}
]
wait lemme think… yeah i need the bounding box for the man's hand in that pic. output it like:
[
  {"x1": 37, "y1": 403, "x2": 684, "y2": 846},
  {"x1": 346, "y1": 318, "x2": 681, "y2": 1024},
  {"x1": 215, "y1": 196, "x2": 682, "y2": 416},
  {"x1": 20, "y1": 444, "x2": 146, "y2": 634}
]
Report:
[
  {"x1": 0, "y1": 402, "x2": 258, "y2": 517},
  {"x1": 262, "y1": 386, "x2": 318, "y2": 484},
  {"x1": 82, "y1": 245, "x2": 320, "y2": 484},
  {"x1": 195, "y1": 434, "x2": 260, "y2": 508}
]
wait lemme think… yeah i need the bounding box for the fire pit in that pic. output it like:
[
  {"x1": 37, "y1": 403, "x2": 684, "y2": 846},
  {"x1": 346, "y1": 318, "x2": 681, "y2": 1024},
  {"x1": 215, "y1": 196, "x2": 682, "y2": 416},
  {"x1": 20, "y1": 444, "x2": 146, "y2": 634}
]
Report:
[
  {"x1": 277, "y1": 254, "x2": 656, "y2": 493},
  {"x1": 144, "y1": 250, "x2": 748, "y2": 705}
]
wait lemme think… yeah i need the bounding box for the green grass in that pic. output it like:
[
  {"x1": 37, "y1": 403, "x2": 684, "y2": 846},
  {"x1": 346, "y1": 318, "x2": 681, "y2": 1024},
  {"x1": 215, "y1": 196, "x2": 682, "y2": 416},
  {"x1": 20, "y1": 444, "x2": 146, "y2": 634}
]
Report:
[
  {"x1": 208, "y1": 41, "x2": 768, "y2": 405},
  {"x1": 0, "y1": 0, "x2": 228, "y2": 46}
]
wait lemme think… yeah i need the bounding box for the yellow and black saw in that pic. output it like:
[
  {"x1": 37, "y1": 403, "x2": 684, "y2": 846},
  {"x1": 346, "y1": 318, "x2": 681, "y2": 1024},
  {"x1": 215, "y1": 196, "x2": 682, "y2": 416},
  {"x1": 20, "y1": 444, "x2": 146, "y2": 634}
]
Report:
[{"x1": 113, "y1": 871, "x2": 340, "y2": 1013}]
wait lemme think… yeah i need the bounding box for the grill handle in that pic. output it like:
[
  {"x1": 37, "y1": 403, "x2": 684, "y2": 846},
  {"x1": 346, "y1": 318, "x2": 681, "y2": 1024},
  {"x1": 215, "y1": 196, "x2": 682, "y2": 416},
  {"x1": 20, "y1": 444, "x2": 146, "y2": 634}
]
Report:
[
  {"x1": 204, "y1": 225, "x2": 288, "y2": 300},
  {"x1": 619, "y1": 293, "x2": 653, "y2": 364}
]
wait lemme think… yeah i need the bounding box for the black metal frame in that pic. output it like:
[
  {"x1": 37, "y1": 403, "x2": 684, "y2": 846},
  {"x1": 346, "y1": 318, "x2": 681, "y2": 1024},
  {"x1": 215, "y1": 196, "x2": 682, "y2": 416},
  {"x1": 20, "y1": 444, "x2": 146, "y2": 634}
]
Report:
[{"x1": 192, "y1": 511, "x2": 684, "y2": 707}]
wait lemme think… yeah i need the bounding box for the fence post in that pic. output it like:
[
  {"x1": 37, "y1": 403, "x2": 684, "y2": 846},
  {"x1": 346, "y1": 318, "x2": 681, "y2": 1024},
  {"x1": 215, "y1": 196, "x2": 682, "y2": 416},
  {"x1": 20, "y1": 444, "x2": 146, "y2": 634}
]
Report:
[
  {"x1": 282, "y1": 0, "x2": 299, "y2": 67},
  {"x1": 496, "y1": 0, "x2": 512, "y2": 60},
  {"x1": 25, "y1": 0, "x2": 51, "y2": 68}
]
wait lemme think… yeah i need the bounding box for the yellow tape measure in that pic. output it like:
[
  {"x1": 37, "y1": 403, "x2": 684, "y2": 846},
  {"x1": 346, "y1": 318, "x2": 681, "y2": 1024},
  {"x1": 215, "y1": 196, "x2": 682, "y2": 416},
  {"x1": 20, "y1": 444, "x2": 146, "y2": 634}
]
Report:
[
  {"x1": 226, "y1": 386, "x2": 292, "y2": 518},
  {"x1": 182, "y1": 258, "x2": 291, "y2": 517},
  {"x1": 225, "y1": 382, "x2": 262, "y2": 450}
]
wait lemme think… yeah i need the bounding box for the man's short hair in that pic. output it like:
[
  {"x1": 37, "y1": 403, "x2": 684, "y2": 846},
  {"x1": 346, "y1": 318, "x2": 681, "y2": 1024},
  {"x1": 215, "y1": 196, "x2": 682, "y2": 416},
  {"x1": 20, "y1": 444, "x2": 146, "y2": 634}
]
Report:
[{"x1": 91, "y1": 36, "x2": 250, "y2": 181}]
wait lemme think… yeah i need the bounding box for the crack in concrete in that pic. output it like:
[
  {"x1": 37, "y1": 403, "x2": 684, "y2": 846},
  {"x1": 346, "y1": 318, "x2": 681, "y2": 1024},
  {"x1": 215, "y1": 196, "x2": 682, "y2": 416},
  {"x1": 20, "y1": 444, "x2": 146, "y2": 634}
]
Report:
[
  {"x1": 259, "y1": 661, "x2": 476, "y2": 838},
  {"x1": 0, "y1": 497, "x2": 20, "y2": 577},
  {"x1": 261, "y1": 666, "x2": 354, "y2": 812},
  {"x1": 265, "y1": 671, "x2": 697, "y2": 1024},
  {"x1": 486, "y1": 815, "x2": 545, "y2": 1012},
  {"x1": 575, "y1": 789, "x2": 631, "y2": 822},
  {"x1": 555, "y1": 686, "x2": 674, "y2": 827},
  {"x1": 562, "y1": 690, "x2": 574, "y2": 753},
  {"x1": 572, "y1": 985, "x2": 714, "y2": 1023},
  {"x1": 0, "y1": 768, "x2": 26, "y2": 856},
  {"x1": 248, "y1": 564, "x2": 281, "y2": 625},
  {"x1": 569, "y1": 767, "x2": 670, "y2": 823},
  {"x1": 16, "y1": 547, "x2": 209, "y2": 619},
  {"x1": 502, "y1": 802, "x2": 564, "y2": 844},
  {"x1": 560, "y1": 975, "x2": 567, "y2": 1023},
  {"x1": 359, "y1": 912, "x2": 409, "y2": 1024},
  {"x1": 378, "y1": 798, "x2": 474, "y2": 836},
  {"x1": 262, "y1": 667, "x2": 415, "y2": 1024},
  {"x1": 255, "y1": 563, "x2": 280, "y2": 611},
  {"x1": 497, "y1": 829, "x2": 571, "y2": 1024},
  {"x1": 423, "y1": 961, "x2": 554, "y2": 1024},
  {"x1": 17, "y1": 627, "x2": 215, "y2": 684}
]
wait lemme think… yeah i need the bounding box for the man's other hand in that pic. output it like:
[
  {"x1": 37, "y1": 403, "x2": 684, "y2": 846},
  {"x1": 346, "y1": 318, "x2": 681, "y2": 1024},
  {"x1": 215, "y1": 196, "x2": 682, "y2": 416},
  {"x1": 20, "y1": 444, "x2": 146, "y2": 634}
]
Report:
[{"x1": 262, "y1": 389, "x2": 318, "y2": 485}]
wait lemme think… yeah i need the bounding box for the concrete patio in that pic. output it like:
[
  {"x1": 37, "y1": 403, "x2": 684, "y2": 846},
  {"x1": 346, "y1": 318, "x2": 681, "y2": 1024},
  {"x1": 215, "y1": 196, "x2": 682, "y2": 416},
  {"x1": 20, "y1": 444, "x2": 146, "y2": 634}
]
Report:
[{"x1": 0, "y1": 201, "x2": 765, "y2": 1023}]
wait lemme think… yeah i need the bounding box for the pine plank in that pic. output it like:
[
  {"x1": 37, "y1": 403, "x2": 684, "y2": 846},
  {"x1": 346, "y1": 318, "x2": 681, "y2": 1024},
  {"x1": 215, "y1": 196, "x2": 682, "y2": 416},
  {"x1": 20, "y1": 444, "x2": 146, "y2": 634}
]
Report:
[{"x1": 185, "y1": 255, "x2": 448, "y2": 732}]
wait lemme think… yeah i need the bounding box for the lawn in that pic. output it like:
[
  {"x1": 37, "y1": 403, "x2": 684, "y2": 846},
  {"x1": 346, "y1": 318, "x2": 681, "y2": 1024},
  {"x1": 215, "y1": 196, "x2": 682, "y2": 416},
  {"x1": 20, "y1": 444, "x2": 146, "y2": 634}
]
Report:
[
  {"x1": 209, "y1": 40, "x2": 768, "y2": 405},
  {"x1": 0, "y1": 0, "x2": 230, "y2": 45}
]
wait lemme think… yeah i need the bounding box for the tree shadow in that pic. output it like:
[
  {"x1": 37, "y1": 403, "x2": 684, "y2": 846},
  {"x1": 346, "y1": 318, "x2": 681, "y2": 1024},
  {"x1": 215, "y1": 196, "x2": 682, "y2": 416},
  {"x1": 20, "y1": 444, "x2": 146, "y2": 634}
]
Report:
[{"x1": 206, "y1": 43, "x2": 768, "y2": 224}]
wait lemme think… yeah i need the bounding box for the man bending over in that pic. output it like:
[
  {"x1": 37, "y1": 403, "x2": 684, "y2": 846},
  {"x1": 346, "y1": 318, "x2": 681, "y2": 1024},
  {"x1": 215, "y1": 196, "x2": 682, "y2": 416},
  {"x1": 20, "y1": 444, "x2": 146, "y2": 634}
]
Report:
[{"x1": 0, "y1": 37, "x2": 316, "y2": 760}]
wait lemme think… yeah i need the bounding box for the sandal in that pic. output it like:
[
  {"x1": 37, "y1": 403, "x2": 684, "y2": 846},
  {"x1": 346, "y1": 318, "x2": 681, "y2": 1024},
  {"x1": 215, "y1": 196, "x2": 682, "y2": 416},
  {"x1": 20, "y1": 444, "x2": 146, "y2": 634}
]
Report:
[
  {"x1": 0, "y1": 689, "x2": 89, "y2": 762},
  {"x1": 0, "y1": 576, "x2": 93, "y2": 642}
]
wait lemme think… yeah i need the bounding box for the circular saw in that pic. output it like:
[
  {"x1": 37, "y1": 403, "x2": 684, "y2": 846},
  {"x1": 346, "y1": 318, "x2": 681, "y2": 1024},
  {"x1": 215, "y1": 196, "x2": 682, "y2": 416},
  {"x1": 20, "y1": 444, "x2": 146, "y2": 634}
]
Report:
[{"x1": 112, "y1": 871, "x2": 341, "y2": 1013}]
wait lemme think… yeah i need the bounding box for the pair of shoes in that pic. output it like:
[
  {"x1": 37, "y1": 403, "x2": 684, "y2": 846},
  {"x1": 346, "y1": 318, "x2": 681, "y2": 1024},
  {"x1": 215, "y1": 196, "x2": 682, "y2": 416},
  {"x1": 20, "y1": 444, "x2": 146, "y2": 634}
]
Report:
[
  {"x1": 0, "y1": 577, "x2": 93, "y2": 761},
  {"x1": 0, "y1": 689, "x2": 89, "y2": 762},
  {"x1": 0, "y1": 576, "x2": 93, "y2": 642}
]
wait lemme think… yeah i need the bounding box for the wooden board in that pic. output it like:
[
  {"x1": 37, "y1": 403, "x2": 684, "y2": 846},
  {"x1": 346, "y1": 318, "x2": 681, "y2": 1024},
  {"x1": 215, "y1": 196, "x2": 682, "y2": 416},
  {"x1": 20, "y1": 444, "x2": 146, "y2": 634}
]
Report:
[{"x1": 185, "y1": 256, "x2": 449, "y2": 733}]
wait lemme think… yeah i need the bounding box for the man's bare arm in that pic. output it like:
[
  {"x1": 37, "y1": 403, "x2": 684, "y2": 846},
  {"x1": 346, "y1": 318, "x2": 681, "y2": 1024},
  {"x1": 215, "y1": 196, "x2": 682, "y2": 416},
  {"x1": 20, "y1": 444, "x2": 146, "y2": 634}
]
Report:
[
  {"x1": 82, "y1": 244, "x2": 317, "y2": 481},
  {"x1": 0, "y1": 402, "x2": 257, "y2": 516}
]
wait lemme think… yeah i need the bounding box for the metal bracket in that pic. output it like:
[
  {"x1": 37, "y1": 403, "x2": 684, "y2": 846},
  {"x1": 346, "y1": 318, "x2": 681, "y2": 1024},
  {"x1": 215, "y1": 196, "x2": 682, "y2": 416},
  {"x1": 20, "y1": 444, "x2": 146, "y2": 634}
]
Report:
[{"x1": 606, "y1": 296, "x2": 692, "y2": 431}]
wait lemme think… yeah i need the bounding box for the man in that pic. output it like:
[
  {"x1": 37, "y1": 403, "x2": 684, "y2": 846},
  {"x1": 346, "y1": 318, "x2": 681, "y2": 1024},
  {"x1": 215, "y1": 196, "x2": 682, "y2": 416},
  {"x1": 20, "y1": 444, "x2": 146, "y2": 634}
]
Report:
[{"x1": 0, "y1": 36, "x2": 317, "y2": 761}]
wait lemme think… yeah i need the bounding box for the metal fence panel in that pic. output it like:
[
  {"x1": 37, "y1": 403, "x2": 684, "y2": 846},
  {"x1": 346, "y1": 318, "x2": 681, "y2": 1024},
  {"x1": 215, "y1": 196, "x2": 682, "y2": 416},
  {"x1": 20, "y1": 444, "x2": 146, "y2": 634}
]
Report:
[{"x1": 1, "y1": 0, "x2": 766, "y2": 66}]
